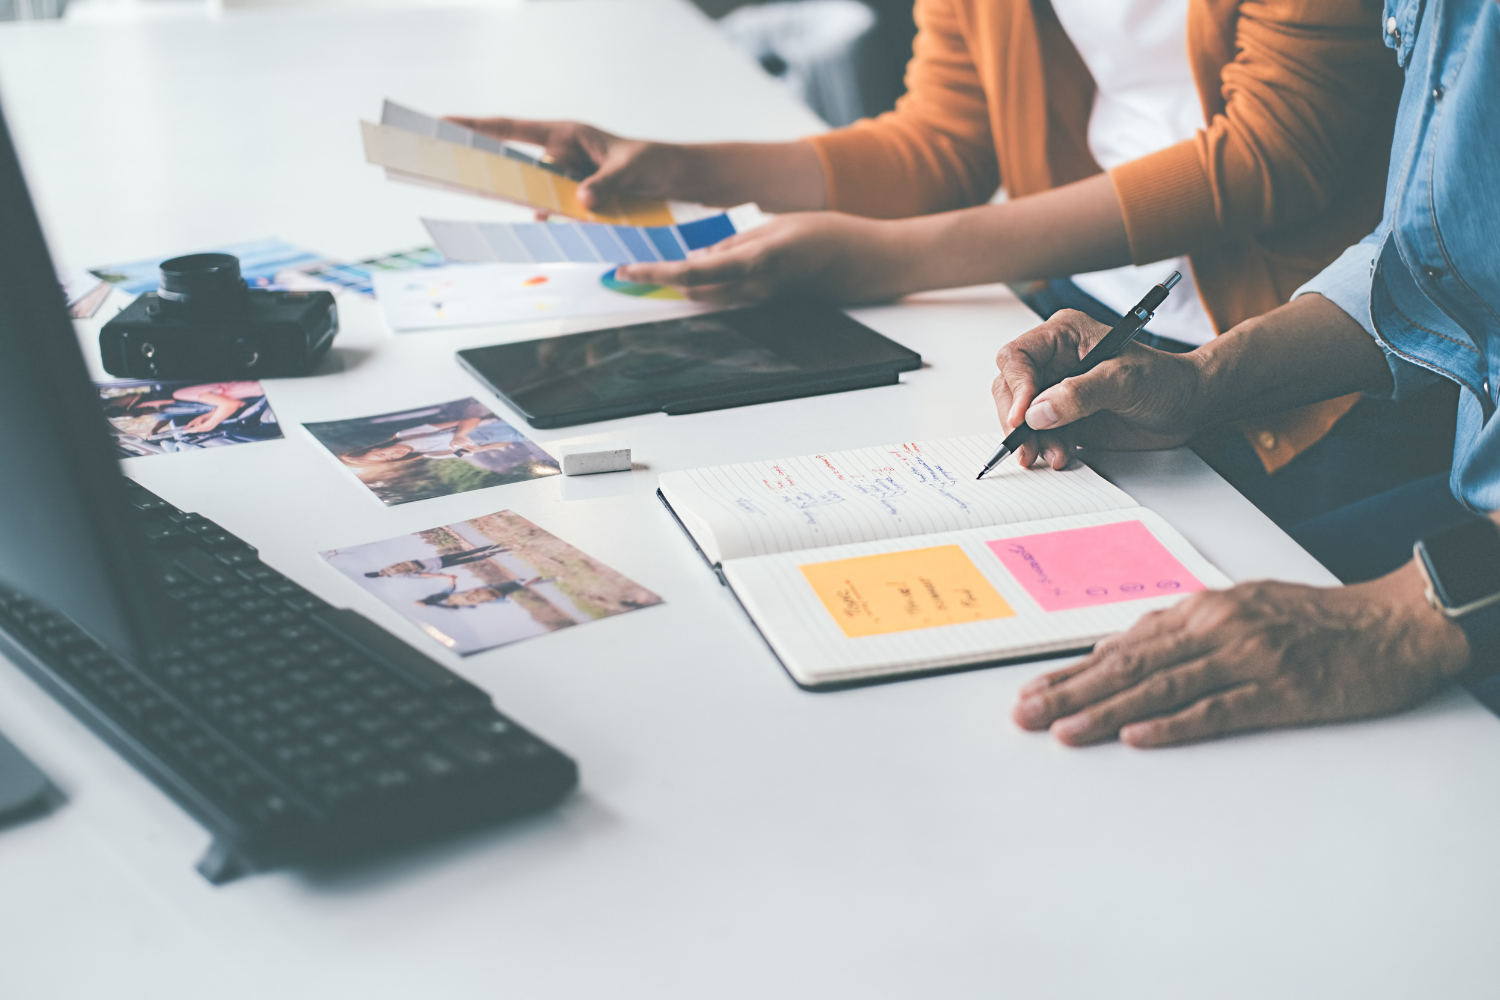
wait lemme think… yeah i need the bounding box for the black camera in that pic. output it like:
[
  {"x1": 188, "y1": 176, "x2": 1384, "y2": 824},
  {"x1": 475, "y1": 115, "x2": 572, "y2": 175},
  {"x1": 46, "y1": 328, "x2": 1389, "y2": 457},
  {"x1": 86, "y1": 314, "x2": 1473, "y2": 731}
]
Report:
[{"x1": 100, "y1": 252, "x2": 338, "y2": 380}]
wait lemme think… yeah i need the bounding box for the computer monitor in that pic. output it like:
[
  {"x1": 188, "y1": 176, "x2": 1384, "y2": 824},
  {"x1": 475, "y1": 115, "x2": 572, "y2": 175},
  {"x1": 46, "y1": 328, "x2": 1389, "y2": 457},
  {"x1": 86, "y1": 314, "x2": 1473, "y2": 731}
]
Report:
[{"x1": 0, "y1": 100, "x2": 166, "y2": 661}]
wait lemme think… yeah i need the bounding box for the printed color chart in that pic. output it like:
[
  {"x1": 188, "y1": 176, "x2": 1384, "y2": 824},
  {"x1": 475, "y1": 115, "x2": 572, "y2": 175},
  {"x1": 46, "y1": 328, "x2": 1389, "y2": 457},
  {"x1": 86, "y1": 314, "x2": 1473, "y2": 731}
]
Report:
[{"x1": 423, "y1": 215, "x2": 736, "y2": 266}]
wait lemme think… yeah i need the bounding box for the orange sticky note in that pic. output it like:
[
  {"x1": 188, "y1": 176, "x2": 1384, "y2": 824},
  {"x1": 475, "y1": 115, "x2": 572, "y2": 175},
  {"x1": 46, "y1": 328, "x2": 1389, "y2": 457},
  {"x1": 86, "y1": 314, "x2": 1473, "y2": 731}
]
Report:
[{"x1": 799, "y1": 545, "x2": 1014, "y2": 638}]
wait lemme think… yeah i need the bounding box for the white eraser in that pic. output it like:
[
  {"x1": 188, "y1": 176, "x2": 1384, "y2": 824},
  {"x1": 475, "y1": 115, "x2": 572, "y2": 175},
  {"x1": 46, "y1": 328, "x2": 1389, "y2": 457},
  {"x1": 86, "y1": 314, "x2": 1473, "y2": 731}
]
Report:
[{"x1": 559, "y1": 447, "x2": 631, "y2": 476}]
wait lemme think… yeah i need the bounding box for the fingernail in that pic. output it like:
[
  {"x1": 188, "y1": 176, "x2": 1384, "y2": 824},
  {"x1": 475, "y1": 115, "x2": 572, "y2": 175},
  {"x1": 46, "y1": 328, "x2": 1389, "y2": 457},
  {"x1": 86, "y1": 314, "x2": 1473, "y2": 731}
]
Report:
[
  {"x1": 1016, "y1": 695, "x2": 1046, "y2": 726},
  {"x1": 1025, "y1": 399, "x2": 1058, "y2": 429},
  {"x1": 1119, "y1": 724, "x2": 1149, "y2": 746},
  {"x1": 1018, "y1": 676, "x2": 1051, "y2": 696},
  {"x1": 1051, "y1": 715, "x2": 1088, "y2": 741}
]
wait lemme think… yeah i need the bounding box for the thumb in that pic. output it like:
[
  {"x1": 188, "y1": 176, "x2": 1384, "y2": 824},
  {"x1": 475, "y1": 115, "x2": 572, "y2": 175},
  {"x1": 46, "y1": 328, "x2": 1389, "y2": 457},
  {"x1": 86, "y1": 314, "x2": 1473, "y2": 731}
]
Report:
[
  {"x1": 1023, "y1": 361, "x2": 1134, "y2": 431},
  {"x1": 576, "y1": 160, "x2": 632, "y2": 209}
]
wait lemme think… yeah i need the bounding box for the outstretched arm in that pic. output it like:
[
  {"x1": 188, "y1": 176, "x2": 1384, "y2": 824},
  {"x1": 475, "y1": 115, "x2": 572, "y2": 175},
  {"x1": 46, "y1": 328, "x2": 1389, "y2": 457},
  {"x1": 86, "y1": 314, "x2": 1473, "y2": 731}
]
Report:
[
  {"x1": 445, "y1": 116, "x2": 827, "y2": 214},
  {"x1": 616, "y1": 171, "x2": 1130, "y2": 305}
]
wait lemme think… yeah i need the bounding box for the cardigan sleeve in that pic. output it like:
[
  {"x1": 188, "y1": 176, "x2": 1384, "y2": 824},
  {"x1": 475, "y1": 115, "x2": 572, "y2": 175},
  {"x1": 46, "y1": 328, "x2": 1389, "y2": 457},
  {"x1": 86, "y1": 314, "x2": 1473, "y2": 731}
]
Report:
[
  {"x1": 1112, "y1": 0, "x2": 1403, "y2": 264},
  {"x1": 805, "y1": 0, "x2": 1001, "y2": 218}
]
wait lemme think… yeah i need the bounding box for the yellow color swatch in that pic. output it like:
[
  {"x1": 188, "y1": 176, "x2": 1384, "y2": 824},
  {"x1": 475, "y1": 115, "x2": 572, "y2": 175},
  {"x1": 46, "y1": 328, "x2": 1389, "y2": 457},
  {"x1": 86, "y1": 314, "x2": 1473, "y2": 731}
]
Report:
[
  {"x1": 360, "y1": 121, "x2": 678, "y2": 227},
  {"x1": 484, "y1": 154, "x2": 527, "y2": 202},
  {"x1": 799, "y1": 545, "x2": 1014, "y2": 638}
]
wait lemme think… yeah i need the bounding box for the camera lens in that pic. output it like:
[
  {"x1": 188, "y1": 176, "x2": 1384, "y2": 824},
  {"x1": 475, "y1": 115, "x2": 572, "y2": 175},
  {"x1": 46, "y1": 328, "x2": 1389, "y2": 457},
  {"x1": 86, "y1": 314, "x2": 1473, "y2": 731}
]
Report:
[
  {"x1": 229, "y1": 337, "x2": 260, "y2": 369},
  {"x1": 157, "y1": 252, "x2": 249, "y2": 308}
]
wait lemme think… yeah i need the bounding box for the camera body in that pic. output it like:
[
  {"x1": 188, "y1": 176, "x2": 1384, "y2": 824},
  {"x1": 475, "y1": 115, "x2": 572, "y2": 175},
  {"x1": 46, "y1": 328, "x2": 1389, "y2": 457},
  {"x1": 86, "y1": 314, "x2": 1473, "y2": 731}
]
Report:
[{"x1": 100, "y1": 253, "x2": 338, "y2": 380}]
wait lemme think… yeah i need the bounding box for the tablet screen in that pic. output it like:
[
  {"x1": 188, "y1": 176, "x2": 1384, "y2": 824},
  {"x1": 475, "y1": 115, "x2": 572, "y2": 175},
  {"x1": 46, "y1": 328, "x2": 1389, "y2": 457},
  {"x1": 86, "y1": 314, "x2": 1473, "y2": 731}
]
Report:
[{"x1": 457, "y1": 300, "x2": 921, "y2": 427}]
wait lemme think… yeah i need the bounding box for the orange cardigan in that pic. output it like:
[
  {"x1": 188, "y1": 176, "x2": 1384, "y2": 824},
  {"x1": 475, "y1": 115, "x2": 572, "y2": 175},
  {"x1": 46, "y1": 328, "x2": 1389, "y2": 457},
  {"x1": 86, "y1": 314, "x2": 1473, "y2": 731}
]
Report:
[{"x1": 807, "y1": 0, "x2": 1401, "y2": 472}]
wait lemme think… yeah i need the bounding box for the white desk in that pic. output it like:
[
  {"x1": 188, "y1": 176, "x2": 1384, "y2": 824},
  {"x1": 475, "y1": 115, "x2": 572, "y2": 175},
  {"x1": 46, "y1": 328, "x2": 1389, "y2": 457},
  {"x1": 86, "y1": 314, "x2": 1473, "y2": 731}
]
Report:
[{"x1": 2, "y1": 4, "x2": 1499, "y2": 998}]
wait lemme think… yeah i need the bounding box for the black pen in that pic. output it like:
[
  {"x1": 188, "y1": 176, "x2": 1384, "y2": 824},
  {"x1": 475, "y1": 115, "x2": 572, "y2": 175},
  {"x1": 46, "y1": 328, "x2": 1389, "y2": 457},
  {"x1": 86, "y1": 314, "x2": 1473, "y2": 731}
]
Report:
[{"x1": 975, "y1": 271, "x2": 1182, "y2": 479}]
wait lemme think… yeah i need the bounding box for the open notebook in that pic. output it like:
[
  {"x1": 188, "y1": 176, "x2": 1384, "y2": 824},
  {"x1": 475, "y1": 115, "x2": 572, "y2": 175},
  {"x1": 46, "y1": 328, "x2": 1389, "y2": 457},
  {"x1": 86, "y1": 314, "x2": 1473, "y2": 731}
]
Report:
[{"x1": 657, "y1": 435, "x2": 1231, "y2": 689}]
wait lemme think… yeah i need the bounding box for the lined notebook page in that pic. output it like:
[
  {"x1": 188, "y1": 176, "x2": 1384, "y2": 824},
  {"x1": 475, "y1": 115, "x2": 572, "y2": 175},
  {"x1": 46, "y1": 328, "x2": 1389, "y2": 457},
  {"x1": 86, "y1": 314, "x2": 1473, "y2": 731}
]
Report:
[
  {"x1": 722, "y1": 508, "x2": 1232, "y2": 687},
  {"x1": 658, "y1": 435, "x2": 1135, "y2": 563}
]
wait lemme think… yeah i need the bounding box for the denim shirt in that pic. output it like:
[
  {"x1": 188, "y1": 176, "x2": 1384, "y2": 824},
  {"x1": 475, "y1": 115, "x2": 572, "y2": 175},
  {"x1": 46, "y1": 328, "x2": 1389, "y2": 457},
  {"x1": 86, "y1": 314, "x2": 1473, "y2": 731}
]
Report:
[{"x1": 1297, "y1": 0, "x2": 1500, "y2": 513}]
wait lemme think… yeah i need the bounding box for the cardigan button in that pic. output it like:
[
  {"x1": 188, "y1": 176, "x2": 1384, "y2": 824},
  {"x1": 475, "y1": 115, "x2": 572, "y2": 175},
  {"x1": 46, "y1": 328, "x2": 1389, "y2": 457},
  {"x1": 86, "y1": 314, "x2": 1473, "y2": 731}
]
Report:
[{"x1": 1257, "y1": 431, "x2": 1277, "y2": 451}]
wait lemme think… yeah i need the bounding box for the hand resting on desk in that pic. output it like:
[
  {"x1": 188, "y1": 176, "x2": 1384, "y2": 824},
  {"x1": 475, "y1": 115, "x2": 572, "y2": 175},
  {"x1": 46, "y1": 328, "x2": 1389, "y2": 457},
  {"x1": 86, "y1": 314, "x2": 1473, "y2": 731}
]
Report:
[
  {"x1": 1014, "y1": 566, "x2": 1468, "y2": 747},
  {"x1": 992, "y1": 295, "x2": 1473, "y2": 746}
]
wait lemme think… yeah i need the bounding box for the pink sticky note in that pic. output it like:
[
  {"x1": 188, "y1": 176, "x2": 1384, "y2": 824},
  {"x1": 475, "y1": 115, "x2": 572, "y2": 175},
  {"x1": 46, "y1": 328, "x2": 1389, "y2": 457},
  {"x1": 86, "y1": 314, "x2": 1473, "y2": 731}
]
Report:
[{"x1": 987, "y1": 521, "x2": 1206, "y2": 613}]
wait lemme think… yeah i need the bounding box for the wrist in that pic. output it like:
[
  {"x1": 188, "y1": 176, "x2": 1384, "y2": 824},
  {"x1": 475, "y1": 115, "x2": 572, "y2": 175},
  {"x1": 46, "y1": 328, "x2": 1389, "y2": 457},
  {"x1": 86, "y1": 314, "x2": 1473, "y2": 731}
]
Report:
[
  {"x1": 670, "y1": 144, "x2": 722, "y2": 205},
  {"x1": 857, "y1": 218, "x2": 926, "y2": 298},
  {"x1": 684, "y1": 142, "x2": 825, "y2": 212},
  {"x1": 1180, "y1": 343, "x2": 1227, "y2": 431},
  {"x1": 1361, "y1": 561, "x2": 1472, "y2": 679}
]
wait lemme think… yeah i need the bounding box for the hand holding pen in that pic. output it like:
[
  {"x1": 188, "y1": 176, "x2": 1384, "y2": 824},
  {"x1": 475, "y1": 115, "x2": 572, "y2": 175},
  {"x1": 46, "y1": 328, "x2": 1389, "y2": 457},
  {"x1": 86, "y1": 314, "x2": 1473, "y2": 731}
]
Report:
[{"x1": 977, "y1": 272, "x2": 1182, "y2": 478}]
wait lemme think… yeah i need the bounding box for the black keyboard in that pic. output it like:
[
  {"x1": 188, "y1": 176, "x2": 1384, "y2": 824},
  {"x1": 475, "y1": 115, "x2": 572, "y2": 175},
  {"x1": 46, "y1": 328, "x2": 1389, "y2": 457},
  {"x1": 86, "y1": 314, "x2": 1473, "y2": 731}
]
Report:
[{"x1": 0, "y1": 479, "x2": 577, "y2": 883}]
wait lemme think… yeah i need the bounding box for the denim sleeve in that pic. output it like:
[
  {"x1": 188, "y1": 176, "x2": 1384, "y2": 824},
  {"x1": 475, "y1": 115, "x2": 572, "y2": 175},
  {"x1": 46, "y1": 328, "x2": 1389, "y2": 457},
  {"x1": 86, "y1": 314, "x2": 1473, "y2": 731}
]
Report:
[{"x1": 1294, "y1": 238, "x2": 1440, "y2": 400}]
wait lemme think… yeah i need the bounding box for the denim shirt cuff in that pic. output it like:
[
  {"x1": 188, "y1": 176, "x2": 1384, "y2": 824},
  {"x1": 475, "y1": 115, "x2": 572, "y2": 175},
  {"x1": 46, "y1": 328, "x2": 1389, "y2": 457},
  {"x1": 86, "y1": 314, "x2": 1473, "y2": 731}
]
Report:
[{"x1": 1294, "y1": 240, "x2": 1435, "y2": 400}]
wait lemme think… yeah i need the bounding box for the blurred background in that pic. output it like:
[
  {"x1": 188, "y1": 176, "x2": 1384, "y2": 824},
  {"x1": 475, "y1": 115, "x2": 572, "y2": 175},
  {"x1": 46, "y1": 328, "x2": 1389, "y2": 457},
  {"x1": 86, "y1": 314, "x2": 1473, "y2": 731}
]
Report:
[{"x1": 3, "y1": 0, "x2": 915, "y2": 128}]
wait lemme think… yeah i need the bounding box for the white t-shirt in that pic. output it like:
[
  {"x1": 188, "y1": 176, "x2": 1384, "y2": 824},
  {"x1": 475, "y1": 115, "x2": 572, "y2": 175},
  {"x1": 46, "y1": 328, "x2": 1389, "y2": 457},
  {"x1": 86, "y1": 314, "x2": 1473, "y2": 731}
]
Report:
[
  {"x1": 394, "y1": 423, "x2": 464, "y2": 458},
  {"x1": 1049, "y1": 0, "x2": 1219, "y2": 346}
]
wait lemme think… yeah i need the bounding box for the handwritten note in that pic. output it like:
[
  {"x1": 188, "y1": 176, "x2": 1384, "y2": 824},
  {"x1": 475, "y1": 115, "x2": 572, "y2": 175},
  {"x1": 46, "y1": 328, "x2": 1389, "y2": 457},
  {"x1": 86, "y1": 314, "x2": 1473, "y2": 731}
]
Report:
[
  {"x1": 988, "y1": 520, "x2": 1205, "y2": 613},
  {"x1": 658, "y1": 435, "x2": 1137, "y2": 563},
  {"x1": 799, "y1": 545, "x2": 1015, "y2": 638}
]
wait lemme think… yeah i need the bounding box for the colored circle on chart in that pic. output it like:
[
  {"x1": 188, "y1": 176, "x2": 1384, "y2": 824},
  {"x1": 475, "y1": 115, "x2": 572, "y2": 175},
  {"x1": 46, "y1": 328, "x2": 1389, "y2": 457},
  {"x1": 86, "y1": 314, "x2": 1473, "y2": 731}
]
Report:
[{"x1": 600, "y1": 266, "x2": 685, "y2": 300}]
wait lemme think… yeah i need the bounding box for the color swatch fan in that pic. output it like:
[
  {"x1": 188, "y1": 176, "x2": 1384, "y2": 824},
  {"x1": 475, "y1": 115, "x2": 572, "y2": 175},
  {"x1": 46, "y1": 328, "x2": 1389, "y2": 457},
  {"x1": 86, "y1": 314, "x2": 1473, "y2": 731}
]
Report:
[{"x1": 364, "y1": 101, "x2": 720, "y2": 228}]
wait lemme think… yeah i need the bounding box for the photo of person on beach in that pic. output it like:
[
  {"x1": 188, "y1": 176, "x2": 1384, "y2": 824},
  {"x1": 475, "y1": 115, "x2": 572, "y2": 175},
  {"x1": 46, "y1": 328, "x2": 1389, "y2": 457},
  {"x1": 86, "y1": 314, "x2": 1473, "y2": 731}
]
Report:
[
  {"x1": 303, "y1": 398, "x2": 559, "y2": 505},
  {"x1": 323, "y1": 510, "x2": 663, "y2": 655},
  {"x1": 96, "y1": 379, "x2": 282, "y2": 457}
]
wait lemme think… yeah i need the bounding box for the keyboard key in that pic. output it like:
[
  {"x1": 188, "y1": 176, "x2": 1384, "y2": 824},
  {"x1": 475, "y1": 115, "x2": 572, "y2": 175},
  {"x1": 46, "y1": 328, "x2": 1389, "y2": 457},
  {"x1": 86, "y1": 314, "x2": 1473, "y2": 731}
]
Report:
[
  {"x1": 381, "y1": 732, "x2": 421, "y2": 754},
  {"x1": 338, "y1": 744, "x2": 379, "y2": 769},
  {"x1": 413, "y1": 750, "x2": 459, "y2": 777},
  {"x1": 442, "y1": 731, "x2": 507, "y2": 766},
  {"x1": 370, "y1": 767, "x2": 412, "y2": 790}
]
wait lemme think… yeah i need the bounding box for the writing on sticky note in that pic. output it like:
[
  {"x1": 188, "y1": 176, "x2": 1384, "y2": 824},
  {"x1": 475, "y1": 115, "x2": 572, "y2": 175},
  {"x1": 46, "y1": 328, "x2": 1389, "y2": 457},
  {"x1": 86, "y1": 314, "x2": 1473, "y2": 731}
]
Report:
[
  {"x1": 800, "y1": 545, "x2": 1014, "y2": 638},
  {"x1": 988, "y1": 521, "x2": 1205, "y2": 613}
]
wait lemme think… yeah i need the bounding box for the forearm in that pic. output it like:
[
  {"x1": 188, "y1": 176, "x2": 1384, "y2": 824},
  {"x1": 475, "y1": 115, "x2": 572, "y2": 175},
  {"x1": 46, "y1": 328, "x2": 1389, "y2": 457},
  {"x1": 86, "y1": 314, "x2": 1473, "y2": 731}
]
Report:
[
  {"x1": 858, "y1": 173, "x2": 1132, "y2": 297},
  {"x1": 1189, "y1": 294, "x2": 1394, "y2": 424},
  {"x1": 673, "y1": 141, "x2": 826, "y2": 212}
]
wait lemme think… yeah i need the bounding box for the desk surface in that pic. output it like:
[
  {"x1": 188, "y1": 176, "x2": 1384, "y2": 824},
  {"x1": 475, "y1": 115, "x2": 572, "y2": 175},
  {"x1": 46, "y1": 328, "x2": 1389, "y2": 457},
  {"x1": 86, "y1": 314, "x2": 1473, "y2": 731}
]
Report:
[{"x1": 2, "y1": 4, "x2": 1499, "y2": 998}]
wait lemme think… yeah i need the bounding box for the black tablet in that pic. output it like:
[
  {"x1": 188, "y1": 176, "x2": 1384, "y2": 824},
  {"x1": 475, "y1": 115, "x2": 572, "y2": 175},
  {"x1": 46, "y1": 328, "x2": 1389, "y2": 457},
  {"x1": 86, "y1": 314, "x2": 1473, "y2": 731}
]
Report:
[{"x1": 456, "y1": 299, "x2": 922, "y2": 428}]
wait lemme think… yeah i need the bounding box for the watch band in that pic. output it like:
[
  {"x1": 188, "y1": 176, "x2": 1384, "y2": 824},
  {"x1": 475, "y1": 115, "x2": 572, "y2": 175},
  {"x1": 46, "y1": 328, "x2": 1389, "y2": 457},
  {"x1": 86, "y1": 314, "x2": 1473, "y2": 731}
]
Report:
[{"x1": 1455, "y1": 599, "x2": 1500, "y2": 677}]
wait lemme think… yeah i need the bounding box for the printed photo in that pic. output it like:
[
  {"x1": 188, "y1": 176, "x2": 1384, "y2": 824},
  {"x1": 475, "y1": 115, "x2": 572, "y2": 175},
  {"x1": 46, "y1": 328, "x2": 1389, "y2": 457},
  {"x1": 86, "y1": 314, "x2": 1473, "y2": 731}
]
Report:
[
  {"x1": 302, "y1": 397, "x2": 559, "y2": 505},
  {"x1": 90, "y1": 237, "x2": 326, "y2": 295},
  {"x1": 97, "y1": 380, "x2": 282, "y2": 457},
  {"x1": 322, "y1": 510, "x2": 663, "y2": 655}
]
